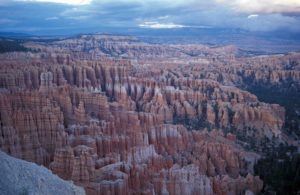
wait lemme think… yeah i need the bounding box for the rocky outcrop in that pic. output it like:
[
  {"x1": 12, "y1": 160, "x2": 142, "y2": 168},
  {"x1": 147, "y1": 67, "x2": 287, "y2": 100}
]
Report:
[
  {"x1": 0, "y1": 150, "x2": 85, "y2": 195},
  {"x1": 49, "y1": 123, "x2": 262, "y2": 194},
  {"x1": 0, "y1": 81, "x2": 264, "y2": 194},
  {"x1": 0, "y1": 91, "x2": 66, "y2": 165},
  {"x1": 2, "y1": 34, "x2": 299, "y2": 195},
  {"x1": 40, "y1": 71, "x2": 54, "y2": 91},
  {"x1": 1, "y1": 59, "x2": 285, "y2": 138}
]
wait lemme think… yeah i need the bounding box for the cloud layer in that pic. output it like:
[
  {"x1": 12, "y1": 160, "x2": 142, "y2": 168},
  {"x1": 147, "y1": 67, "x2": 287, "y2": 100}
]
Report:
[
  {"x1": 216, "y1": 0, "x2": 300, "y2": 14},
  {"x1": 16, "y1": 0, "x2": 92, "y2": 5},
  {"x1": 139, "y1": 22, "x2": 186, "y2": 29},
  {"x1": 0, "y1": 0, "x2": 300, "y2": 34}
]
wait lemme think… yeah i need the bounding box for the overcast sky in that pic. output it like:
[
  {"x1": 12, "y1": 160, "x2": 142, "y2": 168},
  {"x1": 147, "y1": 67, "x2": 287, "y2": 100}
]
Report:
[{"x1": 0, "y1": 0, "x2": 300, "y2": 34}]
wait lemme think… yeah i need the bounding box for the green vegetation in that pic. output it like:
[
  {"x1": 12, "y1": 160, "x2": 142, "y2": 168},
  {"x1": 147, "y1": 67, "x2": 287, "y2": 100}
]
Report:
[
  {"x1": 245, "y1": 83, "x2": 300, "y2": 195},
  {"x1": 173, "y1": 116, "x2": 213, "y2": 131},
  {"x1": 0, "y1": 39, "x2": 30, "y2": 53},
  {"x1": 247, "y1": 84, "x2": 300, "y2": 138},
  {"x1": 254, "y1": 145, "x2": 300, "y2": 195}
]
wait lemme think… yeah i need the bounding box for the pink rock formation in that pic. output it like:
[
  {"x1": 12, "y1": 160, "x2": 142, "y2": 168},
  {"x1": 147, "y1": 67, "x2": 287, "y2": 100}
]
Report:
[{"x1": 1, "y1": 34, "x2": 298, "y2": 194}]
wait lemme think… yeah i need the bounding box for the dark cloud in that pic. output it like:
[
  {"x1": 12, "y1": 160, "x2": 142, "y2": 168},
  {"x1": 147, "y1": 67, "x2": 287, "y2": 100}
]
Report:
[{"x1": 0, "y1": 0, "x2": 300, "y2": 34}]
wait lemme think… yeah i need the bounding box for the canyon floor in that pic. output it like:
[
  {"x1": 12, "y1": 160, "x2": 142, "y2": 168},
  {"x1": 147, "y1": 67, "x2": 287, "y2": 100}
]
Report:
[{"x1": 0, "y1": 34, "x2": 299, "y2": 195}]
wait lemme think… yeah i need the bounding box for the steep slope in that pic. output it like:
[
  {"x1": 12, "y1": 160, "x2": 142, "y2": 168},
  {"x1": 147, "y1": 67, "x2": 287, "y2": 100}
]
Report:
[{"x1": 0, "y1": 151, "x2": 85, "y2": 195}]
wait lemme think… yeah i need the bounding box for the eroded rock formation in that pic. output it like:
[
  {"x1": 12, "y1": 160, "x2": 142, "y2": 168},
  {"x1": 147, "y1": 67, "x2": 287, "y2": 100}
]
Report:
[{"x1": 1, "y1": 34, "x2": 299, "y2": 194}]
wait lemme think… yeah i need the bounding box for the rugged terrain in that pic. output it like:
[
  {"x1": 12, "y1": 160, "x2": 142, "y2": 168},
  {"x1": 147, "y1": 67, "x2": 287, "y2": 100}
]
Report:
[
  {"x1": 0, "y1": 34, "x2": 299, "y2": 195},
  {"x1": 0, "y1": 151, "x2": 85, "y2": 195}
]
